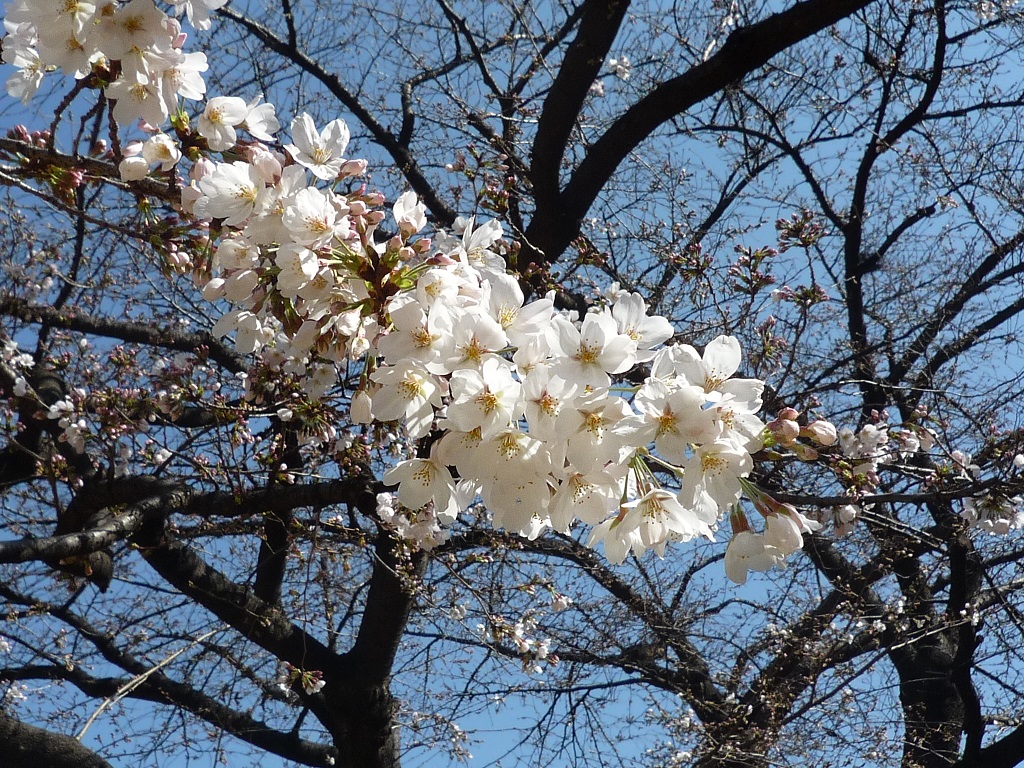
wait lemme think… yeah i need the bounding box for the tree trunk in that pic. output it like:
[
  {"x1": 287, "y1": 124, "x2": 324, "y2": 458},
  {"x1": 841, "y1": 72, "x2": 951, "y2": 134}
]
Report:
[{"x1": 895, "y1": 636, "x2": 964, "y2": 768}]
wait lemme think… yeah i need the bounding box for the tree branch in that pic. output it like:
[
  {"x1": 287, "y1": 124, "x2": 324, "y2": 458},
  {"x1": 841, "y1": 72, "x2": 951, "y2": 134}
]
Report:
[
  {"x1": 524, "y1": 0, "x2": 878, "y2": 265},
  {"x1": 0, "y1": 709, "x2": 112, "y2": 768}
]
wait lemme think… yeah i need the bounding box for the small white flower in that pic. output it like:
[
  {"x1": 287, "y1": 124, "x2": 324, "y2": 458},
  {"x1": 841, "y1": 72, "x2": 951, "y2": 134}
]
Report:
[
  {"x1": 725, "y1": 531, "x2": 783, "y2": 585},
  {"x1": 119, "y1": 156, "x2": 150, "y2": 181},
  {"x1": 285, "y1": 113, "x2": 350, "y2": 180},
  {"x1": 608, "y1": 55, "x2": 631, "y2": 80},
  {"x1": 195, "y1": 162, "x2": 266, "y2": 226},
  {"x1": 551, "y1": 593, "x2": 573, "y2": 611},
  {"x1": 142, "y1": 133, "x2": 181, "y2": 171},
  {"x1": 244, "y1": 96, "x2": 280, "y2": 141},
  {"x1": 198, "y1": 96, "x2": 249, "y2": 151}
]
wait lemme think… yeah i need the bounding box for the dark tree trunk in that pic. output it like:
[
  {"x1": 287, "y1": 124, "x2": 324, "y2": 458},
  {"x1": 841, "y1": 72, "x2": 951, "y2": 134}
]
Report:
[{"x1": 896, "y1": 634, "x2": 964, "y2": 768}]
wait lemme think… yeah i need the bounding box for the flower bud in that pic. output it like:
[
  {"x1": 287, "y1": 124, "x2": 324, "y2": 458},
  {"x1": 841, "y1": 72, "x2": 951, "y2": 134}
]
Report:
[
  {"x1": 768, "y1": 417, "x2": 800, "y2": 445},
  {"x1": 793, "y1": 443, "x2": 818, "y2": 461},
  {"x1": 351, "y1": 390, "x2": 373, "y2": 424},
  {"x1": 802, "y1": 419, "x2": 837, "y2": 446},
  {"x1": 190, "y1": 156, "x2": 216, "y2": 181},
  {"x1": 340, "y1": 158, "x2": 368, "y2": 177},
  {"x1": 118, "y1": 156, "x2": 150, "y2": 181},
  {"x1": 249, "y1": 148, "x2": 282, "y2": 183}
]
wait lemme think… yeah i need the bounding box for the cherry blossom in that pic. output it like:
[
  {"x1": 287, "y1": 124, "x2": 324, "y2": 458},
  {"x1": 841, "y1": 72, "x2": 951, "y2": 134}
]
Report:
[
  {"x1": 195, "y1": 161, "x2": 266, "y2": 225},
  {"x1": 383, "y1": 446, "x2": 458, "y2": 512},
  {"x1": 551, "y1": 311, "x2": 637, "y2": 390},
  {"x1": 725, "y1": 531, "x2": 783, "y2": 585},
  {"x1": 198, "y1": 95, "x2": 248, "y2": 151},
  {"x1": 285, "y1": 113, "x2": 350, "y2": 180},
  {"x1": 369, "y1": 361, "x2": 444, "y2": 440}
]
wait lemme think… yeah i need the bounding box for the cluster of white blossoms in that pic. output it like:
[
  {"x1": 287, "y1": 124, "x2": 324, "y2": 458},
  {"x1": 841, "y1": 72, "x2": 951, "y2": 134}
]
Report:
[
  {"x1": 0, "y1": 0, "x2": 823, "y2": 573},
  {"x1": 276, "y1": 662, "x2": 325, "y2": 697},
  {"x1": 1, "y1": 0, "x2": 220, "y2": 117},
  {"x1": 961, "y1": 493, "x2": 1024, "y2": 535},
  {"x1": 170, "y1": 111, "x2": 780, "y2": 561},
  {"x1": 13, "y1": 0, "x2": 1019, "y2": 583},
  {"x1": 46, "y1": 392, "x2": 90, "y2": 452},
  {"x1": 162, "y1": 97, "x2": 802, "y2": 566},
  {"x1": 193, "y1": 110, "x2": 374, "y2": 384},
  {"x1": 722, "y1": 479, "x2": 820, "y2": 585},
  {"x1": 373, "y1": 249, "x2": 770, "y2": 561}
]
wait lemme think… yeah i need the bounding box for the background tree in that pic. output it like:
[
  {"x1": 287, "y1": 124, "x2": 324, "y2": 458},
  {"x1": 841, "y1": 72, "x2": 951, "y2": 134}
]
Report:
[{"x1": 3, "y1": 1, "x2": 1024, "y2": 768}]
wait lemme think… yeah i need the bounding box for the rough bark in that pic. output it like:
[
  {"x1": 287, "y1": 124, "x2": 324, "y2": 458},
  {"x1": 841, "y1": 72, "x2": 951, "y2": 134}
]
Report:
[{"x1": 0, "y1": 709, "x2": 113, "y2": 768}]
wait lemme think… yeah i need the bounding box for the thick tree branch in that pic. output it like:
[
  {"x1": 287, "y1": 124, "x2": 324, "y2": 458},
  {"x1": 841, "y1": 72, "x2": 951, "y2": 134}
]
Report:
[
  {"x1": 0, "y1": 487, "x2": 188, "y2": 564},
  {"x1": 1, "y1": 664, "x2": 336, "y2": 767},
  {"x1": 139, "y1": 532, "x2": 339, "y2": 673},
  {"x1": 0, "y1": 295, "x2": 246, "y2": 374},
  {"x1": 529, "y1": 0, "x2": 631, "y2": 208},
  {"x1": 0, "y1": 709, "x2": 112, "y2": 768},
  {"x1": 524, "y1": 0, "x2": 878, "y2": 265}
]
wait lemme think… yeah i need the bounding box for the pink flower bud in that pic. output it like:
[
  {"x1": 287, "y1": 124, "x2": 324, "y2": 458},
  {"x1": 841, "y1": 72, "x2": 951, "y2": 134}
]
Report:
[
  {"x1": 919, "y1": 428, "x2": 936, "y2": 451},
  {"x1": 179, "y1": 184, "x2": 201, "y2": 216},
  {"x1": 778, "y1": 407, "x2": 800, "y2": 421},
  {"x1": 340, "y1": 158, "x2": 368, "y2": 177},
  {"x1": 190, "y1": 157, "x2": 215, "y2": 181},
  {"x1": 768, "y1": 418, "x2": 800, "y2": 445},
  {"x1": 119, "y1": 156, "x2": 150, "y2": 182},
  {"x1": 793, "y1": 443, "x2": 818, "y2": 461},
  {"x1": 802, "y1": 419, "x2": 837, "y2": 446},
  {"x1": 249, "y1": 148, "x2": 282, "y2": 182},
  {"x1": 202, "y1": 278, "x2": 226, "y2": 301}
]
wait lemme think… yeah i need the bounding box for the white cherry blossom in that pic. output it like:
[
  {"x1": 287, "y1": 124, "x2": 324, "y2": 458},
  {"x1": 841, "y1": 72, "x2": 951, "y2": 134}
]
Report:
[
  {"x1": 383, "y1": 446, "x2": 458, "y2": 511},
  {"x1": 282, "y1": 187, "x2": 349, "y2": 248},
  {"x1": 142, "y1": 132, "x2": 181, "y2": 171},
  {"x1": 195, "y1": 161, "x2": 266, "y2": 226},
  {"x1": 198, "y1": 95, "x2": 248, "y2": 151},
  {"x1": 444, "y1": 357, "x2": 522, "y2": 439},
  {"x1": 551, "y1": 311, "x2": 637, "y2": 390},
  {"x1": 618, "y1": 488, "x2": 715, "y2": 550},
  {"x1": 285, "y1": 113, "x2": 350, "y2": 180},
  {"x1": 393, "y1": 190, "x2": 426, "y2": 235},
  {"x1": 165, "y1": 0, "x2": 228, "y2": 30},
  {"x1": 611, "y1": 292, "x2": 673, "y2": 362},
  {"x1": 725, "y1": 531, "x2": 783, "y2": 585},
  {"x1": 369, "y1": 361, "x2": 443, "y2": 439},
  {"x1": 244, "y1": 96, "x2": 280, "y2": 141}
]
